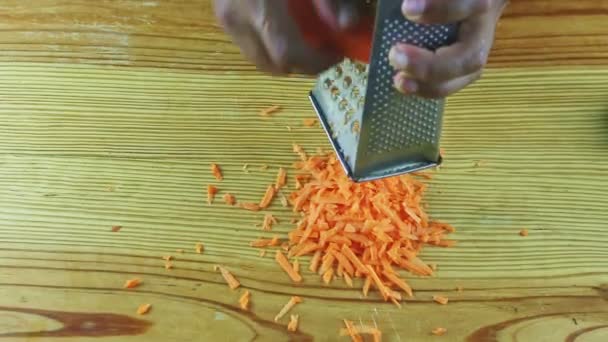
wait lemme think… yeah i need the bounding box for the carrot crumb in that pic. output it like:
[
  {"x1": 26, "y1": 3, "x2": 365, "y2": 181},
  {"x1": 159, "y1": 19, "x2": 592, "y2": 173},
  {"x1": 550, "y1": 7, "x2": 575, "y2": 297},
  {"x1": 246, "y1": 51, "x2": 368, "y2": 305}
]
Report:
[
  {"x1": 124, "y1": 278, "x2": 142, "y2": 289},
  {"x1": 223, "y1": 193, "x2": 236, "y2": 205},
  {"x1": 164, "y1": 261, "x2": 173, "y2": 270},
  {"x1": 241, "y1": 202, "x2": 261, "y2": 211},
  {"x1": 519, "y1": 229, "x2": 529, "y2": 237},
  {"x1": 433, "y1": 295, "x2": 449, "y2": 305},
  {"x1": 303, "y1": 118, "x2": 318, "y2": 127},
  {"x1": 260, "y1": 105, "x2": 281, "y2": 117},
  {"x1": 195, "y1": 242, "x2": 204, "y2": 254},
  {"x1": 250, "y1": 236, "x2": 281, "y2": 248},
  {"x1": 207, "y1": 185, "x2": 218, "y2": 205},
  {"x1": 215, "y1": 265, "x2": 240, "y2": 290},
  {"x1": 342, "y1": 320, "x2": 363, "y2": 342},
  {"x1": 239, "y1": 290, "x2": 251, "y2": 311},
  {"x1": 211, "y1": 163, "x2": 223, "y2": 181},
  {"x1": 274, "y1": 296, "x2": 302, "y2": 322},
  {"x1": 432, "y1": 327, "x2": 447, "y2": 336},
  {"x1": 262, "y1": 213, "x2": 278, "y2": 231},
  {"x1": 287, "y1": 314, "x2": 299, "y2": 332},
  {"x1": 137, "y1": 303, "x2": 152, "y2": 315},
  {"x1": 111, "y1": 225, "x2": 122, "y2": 232},
  {"x1": 276, "y1": 167, "x2": 287, "y2": 189},
  {"x1": 162, "y1": 255, "x2": 173, "y2": 261},
  {"x1": 280, "y1": 193, "x2": 289, "y2": 207}
]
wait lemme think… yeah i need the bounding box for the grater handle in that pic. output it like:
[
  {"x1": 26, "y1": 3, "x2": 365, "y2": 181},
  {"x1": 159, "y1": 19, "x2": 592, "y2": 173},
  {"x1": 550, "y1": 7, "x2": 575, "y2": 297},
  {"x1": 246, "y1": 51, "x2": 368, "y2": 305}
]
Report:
[{"x1": 287, "y1": 0, "x2": 374, "y2": 63}]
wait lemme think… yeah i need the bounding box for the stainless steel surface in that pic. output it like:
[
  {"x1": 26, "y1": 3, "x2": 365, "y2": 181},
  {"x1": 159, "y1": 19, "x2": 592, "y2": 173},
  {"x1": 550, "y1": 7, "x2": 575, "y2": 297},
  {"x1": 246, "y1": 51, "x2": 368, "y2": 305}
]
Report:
[{"x1": 310, "y1": 0, "x2": 458, "y2": 182}]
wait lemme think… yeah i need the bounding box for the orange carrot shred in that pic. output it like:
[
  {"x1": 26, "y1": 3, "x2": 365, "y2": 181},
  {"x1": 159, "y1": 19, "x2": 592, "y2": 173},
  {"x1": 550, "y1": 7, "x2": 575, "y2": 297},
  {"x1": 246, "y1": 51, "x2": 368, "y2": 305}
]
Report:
[
  {"x1": 137, "y1": 303, "x2": 152, "y2": 315},
  {"x1": 239, "y1": 290, "x2": 251, "y2": 311},
  {"x1": 432, "y1": 327, "x2": 447, "y2": 336},
  {"x1": 250, "y1": 236, "x2": 281, "y2": 248},
  {"x1": 303, "y1": 118, "x2": 318, "y2": 127},
  {"x1": 215, "y1": 265, "x2": 240, "y2": 290},
  {"x1": 276, "y1": 167, "x2": 287, "y2": 189},
  {"x1": 260, "y1": 105, "x2": 281, "y2": 117},
  {"x1": 111, "y1": 225, "x2": 122, "y2": 232},
  {"x1": 362, "y1": 276, "x2": 372, "y2": 297},
  {"x1": 207, "y1": 185, "x2": 218, "y2": 205},
  {"x1": 343, "y1": 272, "x2": 354, "y2": 287},
  {"x1": 241, "y1": 202, "x2": 261, "y2": 211},
  {"x1": 340, "y1": 324, "x2": 381, "y2": 342},
  {"x1": 124, "y1": 278, "x2": 142, "y2": 289},
  {"x1": 309, "y1": 250, "x2": 322, "y2": 273},
  {"x1": 223, "y1": 193, "x2": 236, "y2": 206},
  {"x1": 287, "y1": 314, "x2": 299, "y2": 332},
  {"x1": 322, "y1": 267, "x2": 334, "y2": 284},
  {"x1": 259, "y1": 185, "x2": 277, "y2": 209},
  {"x1": 343, "y1": 320, "x2": 363, "y2": 342},
  {"x1": 383, "y1": 271, "x2": 413, "y2": 297},
  {"x1": 275, "y1": 250, "x2": 303, "y2": 283},
  {"x1": 210, "y1": 163, "x2": 223, "y2": 181},
  {"x1": 292, "y1": 259, "x2": 300, "y2": 274},
  {"x1": 433, "y1": 295, "x2": 449, "y2": 305},
  {"x1": 520, "y1": 229, "x2": 529, "y2": 237},
  {"x1": 274, "y1": 296, "x2": 302, "y2": 322},
  {"x1": 195, "y1": 242, "x2": 204, "y2": 254},
  {"x1": 262, "y1": 213, "x2": 278, "y2": 231}
]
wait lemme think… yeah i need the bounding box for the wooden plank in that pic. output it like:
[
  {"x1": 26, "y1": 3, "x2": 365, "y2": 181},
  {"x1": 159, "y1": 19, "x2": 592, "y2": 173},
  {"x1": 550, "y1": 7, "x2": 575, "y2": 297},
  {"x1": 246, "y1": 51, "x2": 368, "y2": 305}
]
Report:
[{"x1": 0, "y1": 1, "x2": 607, "y2": 341}]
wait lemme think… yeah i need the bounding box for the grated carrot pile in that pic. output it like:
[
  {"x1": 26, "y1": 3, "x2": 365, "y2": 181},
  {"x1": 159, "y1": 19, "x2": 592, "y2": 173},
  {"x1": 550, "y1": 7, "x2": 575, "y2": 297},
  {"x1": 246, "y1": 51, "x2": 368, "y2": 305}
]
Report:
[
  {"x1": 124, "y1": 278, "x2": 142, "y2": 289},
  {"x1": 215, "y1": 265, "x2": 241, "y2": 290},
  {"x1": 137, "y1": 303, "x2": 152, "y2": 315},
  {"x1": 211, "y1": 163, "x2": 223, "y2": 181},
  {"x1": 207, "y1": 185, "x2": 218, "y2": 205},
  {"x1": 239, "y1": 290, "x2": 251, "y2": 311},
  {"x1": 287, "y1": 314, "x2": 299, "y2": 332},
  {"x1": 274, "y1": 296, "x2": 302, "y2": 322},
  {"x1": 283, "y1": 151, "x2": 455, "y2": 305}
]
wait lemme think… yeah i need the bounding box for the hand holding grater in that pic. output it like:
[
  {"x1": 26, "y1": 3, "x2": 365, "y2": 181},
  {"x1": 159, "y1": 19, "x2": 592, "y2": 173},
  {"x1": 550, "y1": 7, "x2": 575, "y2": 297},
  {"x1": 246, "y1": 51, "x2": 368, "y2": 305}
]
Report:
[{"x1": 289, "y1": 0, "x2": 458, "y2": 182}]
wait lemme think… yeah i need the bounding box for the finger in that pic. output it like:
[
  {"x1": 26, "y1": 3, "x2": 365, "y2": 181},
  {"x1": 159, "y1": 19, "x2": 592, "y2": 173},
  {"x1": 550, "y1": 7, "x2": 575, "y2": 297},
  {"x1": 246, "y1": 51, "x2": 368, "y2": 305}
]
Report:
[
  {"x1": 394, "y1": 70, "x2": 483, "y2": 98},
  {"x1": 402, "y1": 0, "x2": 491, "y2": 23},
  {"x1": 313, "y1": 0, "x2": 362, "y2": 30},
  {"x1": 254, "y1": 0, "x2": 342, "y2": 74},
  {"x1": 214, "y1": 1, "x2": 277, "y2": 72},
  {"x1": 389, "y1": 11, "x2": 497, "y2": 82}
]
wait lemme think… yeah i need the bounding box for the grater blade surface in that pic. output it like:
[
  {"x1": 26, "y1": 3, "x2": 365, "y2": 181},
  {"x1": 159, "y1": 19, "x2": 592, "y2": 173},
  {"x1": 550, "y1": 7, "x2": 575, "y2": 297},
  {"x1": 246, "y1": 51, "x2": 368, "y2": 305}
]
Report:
[{"x1": 309, "y1": 0, "x2": 458, "y2": 182}]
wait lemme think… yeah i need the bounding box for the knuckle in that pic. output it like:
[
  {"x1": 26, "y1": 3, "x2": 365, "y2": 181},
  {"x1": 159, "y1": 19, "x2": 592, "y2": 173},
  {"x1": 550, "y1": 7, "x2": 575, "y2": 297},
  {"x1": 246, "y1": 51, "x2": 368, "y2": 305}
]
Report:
[{"x1": 466, "y1": 48, "x2": 488, "y2": 73}]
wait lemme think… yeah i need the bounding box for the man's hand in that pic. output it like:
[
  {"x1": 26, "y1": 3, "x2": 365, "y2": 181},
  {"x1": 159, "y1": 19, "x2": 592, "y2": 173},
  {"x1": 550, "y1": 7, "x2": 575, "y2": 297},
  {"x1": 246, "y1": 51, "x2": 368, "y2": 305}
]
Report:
[
  {"x1": 390, "y1": 0, "x2": 508, "y2": 98},
  {"x1": 214, "y1": 0, "x2": 358, "y2": 75}
]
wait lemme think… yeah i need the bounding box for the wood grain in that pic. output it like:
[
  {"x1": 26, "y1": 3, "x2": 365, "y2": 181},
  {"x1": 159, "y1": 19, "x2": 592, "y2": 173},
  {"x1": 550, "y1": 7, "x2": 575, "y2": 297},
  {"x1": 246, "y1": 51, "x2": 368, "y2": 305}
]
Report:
[{"x1": 0, "y1": 1, "x2": 607, "y2": 341}]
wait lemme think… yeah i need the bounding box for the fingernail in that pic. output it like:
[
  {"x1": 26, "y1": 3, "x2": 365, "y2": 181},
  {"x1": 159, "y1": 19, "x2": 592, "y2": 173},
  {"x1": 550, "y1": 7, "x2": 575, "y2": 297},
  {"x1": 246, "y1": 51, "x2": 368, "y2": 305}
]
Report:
[
  {"x1": 402, "y1": 0, "x2": 425, "y2": 19},
  {"x1": 389, "y1": 45, "x2": 409, "y2": 68},
  {"x1": 394, "y1": 73, "x2": 418, "y2": 94}
]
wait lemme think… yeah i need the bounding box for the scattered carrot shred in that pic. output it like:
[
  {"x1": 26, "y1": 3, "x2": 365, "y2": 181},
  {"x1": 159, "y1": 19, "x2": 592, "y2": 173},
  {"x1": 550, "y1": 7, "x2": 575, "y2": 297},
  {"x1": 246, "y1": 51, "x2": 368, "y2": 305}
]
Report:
[
  {"x1": 340, "y1": 324, "x2": 381, "y2": 342},
  {"x1": 280, "y1": 193, "x2": 289, "y2": 207},
  {"x1": 111, "y1": 225, "x2": 122, "y2": 232},
  {"x1": 162, "y1": 255, "x2": 173, "y2": 261},
  {"x1": 276, "y1": 167, "x2": 287, "y2": 189},
  {"x1": 215, "y1": 265, "x2": 240, "y2": 290},
  {"x1": 259, "y1": 185, "x2": 277, "y2": 208},
  {"x1": 292, "y1": 259, "x2": 300, "y2": 274},
  {"x1": 223, "y1": 193, "x2": 236, "y2": 206},
  {"x1": 342, "y1": 320, "x2": 363, "y2": 342},
  {"x1": 292, "y1": 143, "x2": 308, "y2": 161},
  {"x1": 432, "y1": 327, "x2": 447, "y2": 336},
  {"x1": 303, "y1": 118, "x2": 318, "y2": 127},
  {"x1": 164, "y1": 261, "x2": 173, "y2": 270},
  {"x1": 259, "y1": 249, "x2": 267, "y2": 257},
  {"x1": 433, "y1": 295, "x2": 449, "y2": 305},
  {"x1": 260, "y1": 105, "x2": 281, "y2": 117},
  {"x1": 250, "y1": 236, "x2": 281, "y2": 248},
  {"x1": 195, "y1": 242, "x2": 204, "y2": 254},
  {"x1": 241, "y1": 202, "x2": 261, "y2": 211},
  {"x1": 274, "y1": 296, "x2": 302, "y2": 322},
  {"x1": 124, "y1": 278, "x2": 142, "y2": 289},
  {"x1": 520, "y1": 229, "x2": 529, "y2": 237},
  {"x1": 239, "y1": 290, "x2": 251, "y2": 311},
  {"x1": 262, "y1": 213, "x2": 278, "y2": 231},
  {"x1": 137, "y1": 303, "x2": 152, "y2": 315},
  {"x1": 207, "y1": 185, "x2": 218, "y2": 205},
  {"x1": 287, "y1": 314, "x2": 299, "y2": 332},
  {"x1": 275, "y1": 250, "x2": 303, "y2": 283},
  {"x1": 210, "y1": 163, "x2": 223, "y2": 181}
]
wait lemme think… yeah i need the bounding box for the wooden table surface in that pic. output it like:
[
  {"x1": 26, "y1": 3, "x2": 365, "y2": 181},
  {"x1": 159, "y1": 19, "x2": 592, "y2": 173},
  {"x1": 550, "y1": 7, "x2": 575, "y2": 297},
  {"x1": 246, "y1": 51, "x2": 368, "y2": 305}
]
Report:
[{"x1": 1, "y1": 1, "x2": 607, "y2": 341}]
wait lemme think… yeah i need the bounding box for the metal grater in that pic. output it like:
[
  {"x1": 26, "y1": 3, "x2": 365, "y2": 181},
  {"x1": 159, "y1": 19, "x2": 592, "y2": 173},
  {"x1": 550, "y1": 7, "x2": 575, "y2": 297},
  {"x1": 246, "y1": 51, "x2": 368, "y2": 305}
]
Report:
[{"x1": 308, "y1": 0, "x2": 459, "y2": 182}]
